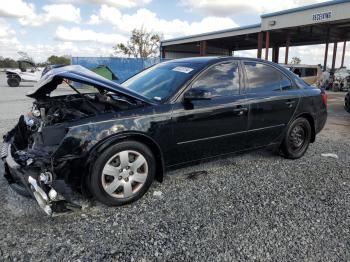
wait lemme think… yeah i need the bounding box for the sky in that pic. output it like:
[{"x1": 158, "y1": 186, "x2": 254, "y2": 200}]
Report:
[{"x1": 0, "y1": 0, "x2": 349, "y2": 67}]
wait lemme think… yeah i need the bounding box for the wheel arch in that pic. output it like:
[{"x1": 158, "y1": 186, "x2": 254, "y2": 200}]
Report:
[
  {"x1": 86, "y1": 132, "x2": 165, "y2": 183},
  {"x1": 6, "y1": 72, "x2": 21, "y2": 81}
]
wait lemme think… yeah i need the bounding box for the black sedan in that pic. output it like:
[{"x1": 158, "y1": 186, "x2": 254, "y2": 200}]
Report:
[{"x1": 1, "y1": 57, "x2": 327, "y2": 215}]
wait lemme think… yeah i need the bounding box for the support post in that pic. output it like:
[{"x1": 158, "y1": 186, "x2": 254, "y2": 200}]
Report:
[
  {"x1": 324, "y1": 42, "x2": 329, "y2": 70},
  {"x1": 265, "y1": 31, "x2": 270, "y2": 60},
  {"x1": 341, "y1": 41, "x2": 346, "y2": 68},
  {"x1": 272, "y1": 46, "x2": 279, "y2": 63},
  {"x1": 257, "y1": 32, "x2": 263, "y2": 59},
  {"x1": 324, "y1": 28, "x2": 330, "y2": 69},
  {"x1": 285, "y1": 33, "x2": 290, "y2": 64},
  {"x1": 331, "y1": 42, "x2": 338, "y2": 71},
  {"x1": 199, "y1": 41, "x2": 207, "y2": 56}
]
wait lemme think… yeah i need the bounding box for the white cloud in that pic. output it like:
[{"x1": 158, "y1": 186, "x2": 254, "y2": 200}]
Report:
[
  {"x1": 19, "y1": 4, "x2": 81, "y2": 26},
  {"x1": 0, "y1": 0, "x2": 35, "y2": 18},
  {"x1": 84, "y1": 0, "x2": 151, "y2": 8},
  {"x1": 56, "y1": 0, "x2": 151, "y2": 8},
  {"x1": 96, "y1": 6, "x2": 238, "y2": 39},
  {"x1": 0, "y1": 20, "x2": 19, "y2": 43},
  {"x1": 0, "y1": 38, "x2": 114, "y2": 62},
  {"x1": 0, "y1": 19, "x2": 23, "y2": 59},
  {"x1": 88, "y1": 14, "x2": 100, "y2": 25},
  {"x1": 55, "y1": 25, "x2": 128, "y2": 45},
  {"x1": 42, "y1": 4, "x2": 80, "y2": 23},
  {"x1": 181, "y1": 0, "x2": 327, "y2": 16}
]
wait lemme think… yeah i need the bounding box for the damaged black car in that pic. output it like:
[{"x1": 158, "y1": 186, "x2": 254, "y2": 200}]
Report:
[{"x1": 2, "y1": 57, "x2": 327, "y2": 216}]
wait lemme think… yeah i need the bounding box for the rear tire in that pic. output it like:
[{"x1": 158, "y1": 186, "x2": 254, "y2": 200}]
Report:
[
  {"x1": 280, "y1": 117, "x2": 312, "y2": 159},
  {"x1": 9, "y1": 183, "x2": 32, "y2": 198},
  {"x1": 89, "y1": 141, "x2": 155, "y2": 206},
  {"x1": 7, "y1": 77, "x2": 20, "y2": 87},
  {"x1": 345, "y1": 93, "x2": 350, "y2": 113}
]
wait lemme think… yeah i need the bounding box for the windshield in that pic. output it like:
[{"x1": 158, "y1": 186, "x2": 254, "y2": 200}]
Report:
[{"x1": 121, "y1": 62, "x2": 203, "y2": 102}]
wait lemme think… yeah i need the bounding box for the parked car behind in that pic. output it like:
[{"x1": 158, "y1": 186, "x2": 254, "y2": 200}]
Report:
[
  {"x1": 6, "y1": 59, "x2": 43, "y2": 87},
  {"x1": 333, "y1": 67, "x2": 350, "y2": 92},
  {"x1": 345, "y1": 92, "x2": 350, "y2": 113},
  {"x1": 1, "y1": 57, "x2": 327, "y2": 215},
  {"x1": 284, "y1": 64, "x2": 322, "y2": 86}
]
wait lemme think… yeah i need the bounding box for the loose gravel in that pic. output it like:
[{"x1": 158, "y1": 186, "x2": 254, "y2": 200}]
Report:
[{"x1": 0, "y1": 79, "x2": 350, "y2": 261}]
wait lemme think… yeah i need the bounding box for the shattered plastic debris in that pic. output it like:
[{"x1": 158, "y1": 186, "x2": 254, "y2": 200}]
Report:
[
  {"x1": 321, "y1": 153, "x2": 339, "y2": 159},
  {"x1": 153, "y1": 191, "x2": 163, "y2": 197}
]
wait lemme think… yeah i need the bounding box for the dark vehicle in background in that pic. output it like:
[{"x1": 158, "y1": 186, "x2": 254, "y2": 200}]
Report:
[
  {"x1": 345, "y1": 92, "x2": 350, "y2": 113},
  {"x1": 1, "y1": 57, "x2": 327, "y2": 215}
]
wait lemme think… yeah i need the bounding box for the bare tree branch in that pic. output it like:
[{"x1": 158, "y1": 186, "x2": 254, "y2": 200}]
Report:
[{"x1": 113, "y1": 27, "x2": 161, "y2": 58}]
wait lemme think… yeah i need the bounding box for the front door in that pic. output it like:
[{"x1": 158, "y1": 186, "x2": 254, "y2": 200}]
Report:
[{"x1": 169, "y1": 61, "x2": 250, "y2": 165}]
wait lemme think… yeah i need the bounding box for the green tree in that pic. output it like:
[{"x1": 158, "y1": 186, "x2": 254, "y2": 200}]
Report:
[
  {"x1": 290, "y1": 57, "x2": 301, "y2": 64},
  {"x1": 47, "y1": 55, "x2": 71, "y2": 65},
  {"x1": 113, "y1": 27, "x2": 161, "y2": 58},
  {"x1": 0, "y1": 57, "x2": 18, "y2": 68}
]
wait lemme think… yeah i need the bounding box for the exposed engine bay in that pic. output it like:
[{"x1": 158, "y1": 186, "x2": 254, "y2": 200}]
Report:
[
  {"x1": 2, "y1": 91, "x2": 142, "y2": 216},
  {"x1": 7, "y1": 93, "x2": 138, "y2": 149}
]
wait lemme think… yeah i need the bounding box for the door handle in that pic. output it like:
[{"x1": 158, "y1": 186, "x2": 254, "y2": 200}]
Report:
[
  {"x1": 233, "y1": 107, "x2": 248, "y2": 115},
  {"x1": 285, "y1": 100, "x2": 296, "y2": 108}
]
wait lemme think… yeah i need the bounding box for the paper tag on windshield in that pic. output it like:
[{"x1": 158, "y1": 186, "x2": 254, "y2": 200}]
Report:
[{"x1": 172, "y1": 66, "x2": 194, "y2": 74}]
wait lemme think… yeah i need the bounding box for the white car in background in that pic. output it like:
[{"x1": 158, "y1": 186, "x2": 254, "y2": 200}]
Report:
[{"x1": 5, "y1": 59, "x2": 43, "y2": 87}]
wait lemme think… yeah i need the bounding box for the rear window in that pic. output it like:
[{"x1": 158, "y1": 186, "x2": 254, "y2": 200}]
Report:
[{"x1": 244, "y1": 62, "x2": 288, "y2": 93}]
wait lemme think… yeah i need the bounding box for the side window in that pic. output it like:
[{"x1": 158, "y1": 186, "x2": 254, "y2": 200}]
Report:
[
  {"x1": 293, "y1": 68, "x2": 302, "y2": 77},
  {"x1": 191, "y1": 61, "x2": 240, "y2": 96},
  {"x1": 304, "y1": 67, "x2": 317, "y2": 77},
  {"x1": 244, "y1": 62, "x2": 292, "y2": 93}
]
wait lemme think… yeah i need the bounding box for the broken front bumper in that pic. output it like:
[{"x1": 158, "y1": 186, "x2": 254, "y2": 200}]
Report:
[{"x1": 1, "y1": 142, "x2": 80, "y2": 216}]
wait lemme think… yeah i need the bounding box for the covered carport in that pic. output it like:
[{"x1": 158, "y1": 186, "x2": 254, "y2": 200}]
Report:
[{"x1": 161, "y1": 0, "x2": 350, "y2": 70}]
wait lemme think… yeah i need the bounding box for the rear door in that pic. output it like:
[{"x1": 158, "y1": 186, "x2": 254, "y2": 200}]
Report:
[
  {"x1": 169, "y1": 60, "x2": 249, "y2": 165},
  {"x1": 243, "y1": 61, "x2": 300, "y2": 148}
]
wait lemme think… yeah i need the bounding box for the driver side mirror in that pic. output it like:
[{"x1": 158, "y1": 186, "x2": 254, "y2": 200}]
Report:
[{"x1": 183, "y1": 88, "x2": 213, "y2": 101}]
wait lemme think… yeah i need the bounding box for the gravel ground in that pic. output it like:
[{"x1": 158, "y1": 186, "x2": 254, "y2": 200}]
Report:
[{"x1": 0, "y1": 74, "x2": 350, "y2": 261}]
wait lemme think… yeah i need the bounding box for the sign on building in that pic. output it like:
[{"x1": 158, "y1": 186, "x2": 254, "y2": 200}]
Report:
[{"x1": 312, "y1": 11, "x2": 332, "y2": 22}]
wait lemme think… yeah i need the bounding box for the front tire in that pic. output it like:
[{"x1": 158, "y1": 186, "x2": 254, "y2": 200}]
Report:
[
  {"x1": 89, "y1": 141, "x2": 155, "y2": 206},
  {"x1": 280, "y1": 117, "x2": 312, "y2": 159},
  {"x1": 7, "y1": 77, "x2": 20, "y2": 87},
  {"x1": 9, "y1": 183, "x2": 32, "y2": 198}
]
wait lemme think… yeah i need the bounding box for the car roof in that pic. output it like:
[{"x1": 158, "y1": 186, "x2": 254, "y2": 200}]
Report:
[
  {"x1": 165, "y1": 56, "x2": 283, "y2": 65},
  {"x1": 165, "y1": 56, "x2": 299, "y2": 81},
  {"x1": 164, "y1": 56, "x2": 221, "y2": 64}
]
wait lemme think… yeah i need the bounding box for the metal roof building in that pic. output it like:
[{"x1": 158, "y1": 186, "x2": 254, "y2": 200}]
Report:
[{"x1": 160, "y1": 0, "x2": 350, "y2": 70}]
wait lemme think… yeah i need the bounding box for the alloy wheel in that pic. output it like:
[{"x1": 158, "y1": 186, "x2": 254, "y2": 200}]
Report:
[
  {"x1": 288, "y1": 124, "x2": 306, "y2": 151},
  {"x1": 101, "y1": 150, "x2": 148, "y2": 199}
]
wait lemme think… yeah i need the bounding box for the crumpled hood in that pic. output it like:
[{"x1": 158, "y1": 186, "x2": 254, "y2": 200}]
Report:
[{"x1": 27, "y1": 65, "x2": 154, "y2": 105}]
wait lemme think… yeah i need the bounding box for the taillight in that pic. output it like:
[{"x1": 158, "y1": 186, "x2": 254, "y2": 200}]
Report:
[{"x1": 321, "y1": 92, "x2": 327, "y2": 106}]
